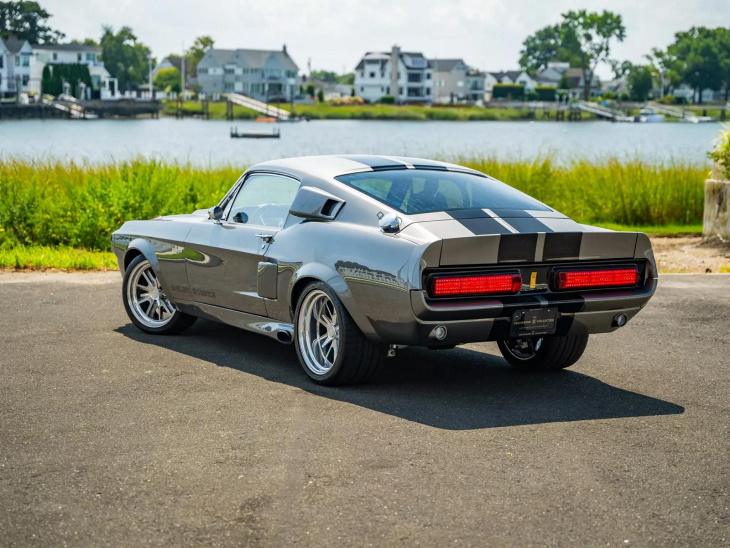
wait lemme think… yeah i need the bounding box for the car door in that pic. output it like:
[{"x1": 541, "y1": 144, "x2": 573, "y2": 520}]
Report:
[{"x1": 184, "y1": 172, "x2": 301, "y2": 315}]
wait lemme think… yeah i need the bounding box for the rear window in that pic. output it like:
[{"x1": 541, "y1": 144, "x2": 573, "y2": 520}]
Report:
[{"x1": 336, "y1": 169, "x2": 549, "y2": 214}]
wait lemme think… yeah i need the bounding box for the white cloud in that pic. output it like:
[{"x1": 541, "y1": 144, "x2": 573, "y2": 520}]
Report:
[{"x1": 39, "y1": 0, "x2": 729, "y2": 77}]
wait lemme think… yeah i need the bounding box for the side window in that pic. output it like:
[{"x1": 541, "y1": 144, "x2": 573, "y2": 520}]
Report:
[{"x1": 228, "y1": 174, "x2": 300, "y2": 228}]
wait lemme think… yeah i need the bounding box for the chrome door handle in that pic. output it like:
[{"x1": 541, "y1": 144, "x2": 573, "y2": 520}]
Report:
[{"x1": 255, "y1": 233, "x2": 274, "y2": 243}]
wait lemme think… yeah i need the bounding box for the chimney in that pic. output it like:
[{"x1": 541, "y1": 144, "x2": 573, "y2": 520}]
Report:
[
  {"x1": 282, "y1": 44, "x2": 287, "y2": 54},
  {"x1": 390, "y1": 45, "x2": 400, "y2": 101}
]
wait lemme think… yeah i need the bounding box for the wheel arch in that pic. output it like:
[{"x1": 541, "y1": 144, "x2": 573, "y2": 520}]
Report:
[
  {"x1": 124, "y1": 238, "x2": 159, "y2": 272},
  {"x1": 288, "y1": 263, "x2": 378, "y2": 340}
]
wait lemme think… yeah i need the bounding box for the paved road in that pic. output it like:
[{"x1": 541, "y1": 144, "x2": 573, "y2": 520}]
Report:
[{"x1": 1, "y1": 272, "x2": 729, "y2": 547}]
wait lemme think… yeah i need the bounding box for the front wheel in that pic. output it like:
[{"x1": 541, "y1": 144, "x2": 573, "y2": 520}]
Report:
[
  {"x1": 122, "y1": 254, "x2": 197, "y2": 335},
  {"x1": 294, "y1": 281, "x2": 385, "y2": 385},
  {"x1": 497, "y1": 334, "x2": 589, "y2": 372}
]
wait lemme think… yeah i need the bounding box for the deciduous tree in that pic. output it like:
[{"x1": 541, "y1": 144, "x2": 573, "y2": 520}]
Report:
[
  {"x1": 0, "y1": 0, "x2": 64, "y2": 43},
  {"x1": 100, "y1": 25, "x2": 151, "y2": 91}
]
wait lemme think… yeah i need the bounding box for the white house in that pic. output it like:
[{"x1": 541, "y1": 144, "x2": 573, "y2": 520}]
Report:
[
  {"x1": 0, "y1": 38, "x2": 32, "y2": 93},
  {"x1": 354, "y1": 46, "x2": 432, "y2": 103},
  {"x1": 30, "y1": 43, "x2": 111, "y2": 96}
]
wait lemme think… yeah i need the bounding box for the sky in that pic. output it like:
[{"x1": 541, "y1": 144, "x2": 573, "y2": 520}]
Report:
[{"x1": 41, "y1": 0, "x2": 729, "y2": 78}]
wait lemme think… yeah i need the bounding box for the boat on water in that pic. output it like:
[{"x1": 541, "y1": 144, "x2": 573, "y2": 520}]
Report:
[
  {"x1": 635, "y1": 109, "x2": 665, "y2": 123},
  {"x1": 230, "y1": 127, "x2": 280, "y2": 139}
]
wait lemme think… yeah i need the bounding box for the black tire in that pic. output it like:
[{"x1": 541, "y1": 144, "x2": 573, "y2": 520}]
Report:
[
  {"x1": 122, "y1": 254, "x2": 197, "y2": 335},
  {"x1": 497, "y1": 334, "x2": 589, "y2": 372},
  {"x1": 294, "y1": 281, "x2": 386, "y2": 386}
]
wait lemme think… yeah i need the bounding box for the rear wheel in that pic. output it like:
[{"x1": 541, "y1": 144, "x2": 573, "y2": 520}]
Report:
[
  {"x1": 294, "y1": 281, "x2": 385, "y2": 385},
  {"x1": 498, "y1": 334, "x2": 589, "y2": 371},
  {"x1": 122, "y1": 255, "x2": 196, "y2": 335}
]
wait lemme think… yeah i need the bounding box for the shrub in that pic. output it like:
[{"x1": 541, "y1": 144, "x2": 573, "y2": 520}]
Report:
[
  {"x1": 535, "y1": 86, "x2": 557, "y2": 101},
  {"x1": 525, "y1": 90, "x2": 539, "y2": 101},
  {"x1": 379, "y1": 95, "x2": 395, "y2": 104},
  {"x1": 492, "y1": 84, "x2": 525, "y2": 100}
]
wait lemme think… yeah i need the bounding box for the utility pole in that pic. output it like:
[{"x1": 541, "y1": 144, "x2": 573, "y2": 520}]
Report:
[{"x1": 148, "y1": 55, "x2": 153, "y2": 99}]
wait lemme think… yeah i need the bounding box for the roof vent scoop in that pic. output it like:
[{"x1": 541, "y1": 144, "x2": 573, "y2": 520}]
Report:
[{"x1": 379, "y1": 212, "x2": 401, "y2": 233}]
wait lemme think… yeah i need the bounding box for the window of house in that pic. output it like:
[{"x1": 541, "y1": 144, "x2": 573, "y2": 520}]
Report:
[
  {"x1": 15, "y1": 56, "x2": 19, "y2": 67},
  {"x1": 0, "y1": 56, "x2": 3, "y2": 68},
  {"x1": 22, "y1": 54, "x2": 29, "y2": 67},
  {"x1": 426, "y1": 73, "x2": 431, "y2": 80},
  {"x1": 53, "y1": 53, "x2": 57, "y2": 60},
  {"x1": 199, "y1": 68, "x2": 207, "y2": 75},
  {"x1": 22, "y1": 75, "x2": 29, "y2": 85},
  {"x1": 86, "y1": 53, "x2": 95, "y2": 62},
  {"x1": 77, "y1": 53, "x2": 82, "y2": 61},
  {"x1": 369, "y1": 72, "x2": 375, "y2": 78}
]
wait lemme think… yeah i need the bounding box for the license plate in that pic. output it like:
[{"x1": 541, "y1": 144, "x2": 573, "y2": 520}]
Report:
[{"x1": 510, "y1": 308, "x2": 557, "y2": 337}]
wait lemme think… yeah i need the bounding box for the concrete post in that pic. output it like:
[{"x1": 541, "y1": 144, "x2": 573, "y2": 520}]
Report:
[{"x1": 703, "y1": 162, "x2": 730, "y2": 238}]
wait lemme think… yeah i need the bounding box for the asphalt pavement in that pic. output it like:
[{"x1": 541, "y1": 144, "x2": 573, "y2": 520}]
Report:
[{"x1": 1, "y1": 272, "x2": 728, "y2": 547}]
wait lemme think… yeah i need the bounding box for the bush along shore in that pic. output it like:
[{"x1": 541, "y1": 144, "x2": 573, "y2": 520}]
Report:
[{"x1": 0, "y1": 157, "x2": 705, "y2": 270}]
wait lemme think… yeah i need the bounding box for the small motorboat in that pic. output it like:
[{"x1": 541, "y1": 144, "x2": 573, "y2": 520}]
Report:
[{"x1": 255, "y1": 117, "x2": 278, "y2": 123}]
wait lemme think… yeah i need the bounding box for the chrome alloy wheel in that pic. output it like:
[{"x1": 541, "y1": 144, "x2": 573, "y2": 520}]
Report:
[
  {"x1": 126, "y1": 259, "x2": 176, "y2": 329},
  {"x1": 503, "y1": 337, "x2": 543, "y2": 360},
  {"x1": 297, "y1": 289, "x2": 340, "y2": 375}
]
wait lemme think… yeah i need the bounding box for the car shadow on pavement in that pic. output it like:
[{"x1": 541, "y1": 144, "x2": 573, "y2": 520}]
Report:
[{"x1": 117, "y1": 320, "x2": 684, "y2": 431}]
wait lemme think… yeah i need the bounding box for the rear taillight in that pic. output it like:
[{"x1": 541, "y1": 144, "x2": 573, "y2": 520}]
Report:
[
  {"x1": 555, "y1": 268, "x2": 639, "y2": 290},
  {"x1": 432, "y1": 273, "x2": 522, "y2": 297}
]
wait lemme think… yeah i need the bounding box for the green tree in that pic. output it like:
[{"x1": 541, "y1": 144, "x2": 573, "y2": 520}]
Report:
[
  {"x1": 519, "y1": 24, "x2": 581, "y2": 72},
  {"x1": 337, "y1": 73, "x2": 355, "y2": 85},
  {"x1": 0, "y1": 0, "x2": 64, "y2": 43},
  {"x1": 668, "y1": 27, "x2": 723, "y2": 103},
  {"x1": 562, "y1": 10, "x2": 626, "y2": 100},
  {"x1": 627, "y1": 64, "x2": 654, "y2": 101},
  {"x1": 644, "y1": 47, "x2": 683, "y2": 96},
  {"x1": 153, "y1": 67, "x2": 181, "y2": 93},
  {"x1": 558, "y1": 72, "x2": 569, "y2": 90},
  {"x1": 317, "y1": 88, "x2": 324, "y2": 102},
  {"x1": 186, "y1": 35, "x2": 214, "y2": 77},
  {"x1": 311, "y1": 70, "x2": 337, "y2": 82},
  {"x1": 71, "y1": 38, "x2": 99, "y2": 47},
  {"x1": 100, "y1": 25, "x2": 151, "y2": 91},
  {"x1": 713, "y1": 27, "x2": 730, "y2": 101}
]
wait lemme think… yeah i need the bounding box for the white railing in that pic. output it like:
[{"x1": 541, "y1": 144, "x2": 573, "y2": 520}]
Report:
[
  {"x1": 227, "y1": 93, "x2": 290, "y2": 120},
  {"x1": 645, "y1": 102, "x2": 713, "y2": 123}
]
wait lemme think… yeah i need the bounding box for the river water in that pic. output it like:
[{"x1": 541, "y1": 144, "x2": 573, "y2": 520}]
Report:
[{"x1": 1, "y1": 118, "x2": 721, "y2": 166}]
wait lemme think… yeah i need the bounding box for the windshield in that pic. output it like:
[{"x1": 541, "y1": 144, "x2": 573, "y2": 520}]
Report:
[{"x1": 336, "y1": 169, "x2": 550, "y2": 214}]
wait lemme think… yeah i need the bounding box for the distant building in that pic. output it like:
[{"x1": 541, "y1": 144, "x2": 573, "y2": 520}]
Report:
[
  {"x1": 485, "y1": 70, "x2": 537, "y2": 101},
  {"x1": 0, "y1": 38, "x2": 32, "y2": 93},
  {"x1": 535, "y1": 62, "x2": 599, "y2": 98},
  {"x1": 31, "y1": 43, "x2": 111, "y2": 96},
  {"x1": 151, "y1": 56, "x2": 183, "y2": 82},
  {"x1": 430, "y1": 59, "x2": 485, "y2": 103},
  {"x1": 196, "y1": 45, "x2": 300, "y2": 101},
  {"x1": 354, "y1": 46, "x2": 433, "y2": 103}
]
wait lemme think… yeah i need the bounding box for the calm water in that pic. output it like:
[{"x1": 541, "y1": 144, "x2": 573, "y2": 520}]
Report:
[{"x1": 1, "y1": 118, "x2": 720, "y2": 166}]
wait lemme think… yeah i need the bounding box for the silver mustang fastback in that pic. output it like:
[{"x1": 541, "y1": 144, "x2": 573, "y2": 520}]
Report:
[{"x1": 112, "y1": 155, "x2": 657, "y2": 385}]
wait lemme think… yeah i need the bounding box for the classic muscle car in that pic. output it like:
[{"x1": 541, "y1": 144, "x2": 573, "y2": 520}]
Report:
[{"x1": 112, "y1": 155, "x2": 657, "y2": 385}]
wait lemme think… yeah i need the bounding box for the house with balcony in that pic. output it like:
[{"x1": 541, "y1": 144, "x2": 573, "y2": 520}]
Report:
[
  {"x1": 354, "y1": 46, "x2": 432, "y2": 103},
  {"x1": 196, "y1": 45, "x2": 300, "y2": 101},
  {"x1": 30, "y1": 43, "x2": 111, "y2": 97},
  {"x1": 0, "y1": 38, "x2": 32, "y2": 94},
  {"x1": 430, "y1": 59, "x2": 485, "y2": 103}
]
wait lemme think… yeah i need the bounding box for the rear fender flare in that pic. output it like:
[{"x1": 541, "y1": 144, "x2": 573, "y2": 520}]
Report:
[{"x1": 289, "y1": 262, "x2": 377, "y2": 340}]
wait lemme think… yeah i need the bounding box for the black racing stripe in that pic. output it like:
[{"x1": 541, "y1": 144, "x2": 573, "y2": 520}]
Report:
[
  {"x1": 504, "y1": 217, "x2": 554, "y2": 233},
  {"x1": 458, "y1": 217, "x2": 513, "y2": 235},
  {"x1": 337, "y1": 155, "x2": 406, "y2": 170},
  {"x1": 448, "y1": 209, "x2": 490, "y2": 219},
  {"x1": 498, "y1": 233, "x2": 539, "y2": 263},
  {"x1": 489, "y1": 209, "x2": 541, "y2": 218},
  {"x1": 542, "y1": 232, "x2": 583, "y2": 261}
]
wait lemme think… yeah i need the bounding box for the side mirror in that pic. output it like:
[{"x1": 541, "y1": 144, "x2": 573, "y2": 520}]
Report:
[
  {"x1": 208, "y1": 205, "x2": 223, "y2": 223},
  {"x1": 379, "y1": 212, "x2": 401, "y2": 233}
]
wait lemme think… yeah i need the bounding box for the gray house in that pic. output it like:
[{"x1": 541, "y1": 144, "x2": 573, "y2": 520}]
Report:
[
  {"x1": 430, "y1": 59, "x2": 485, "y2": 103},
  {"x1": 196, "y1": 45, "x2": 299, "y2": 101}
]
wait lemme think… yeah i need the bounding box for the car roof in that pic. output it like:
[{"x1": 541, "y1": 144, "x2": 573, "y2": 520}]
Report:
[{"x1": 249, "y1": 155, "x2": 486, "y2": 181}]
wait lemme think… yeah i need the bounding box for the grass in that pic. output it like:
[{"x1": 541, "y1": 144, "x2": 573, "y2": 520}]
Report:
[
  {"x1": 0, "y1": 245, "x2": 117, "y2": 270},
  {"x1": 0, "y1": 156, "x2": 708, "y2": 270},
  {"x1": 162, "y1": 100, "x2": 594, "y2": 122}
]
